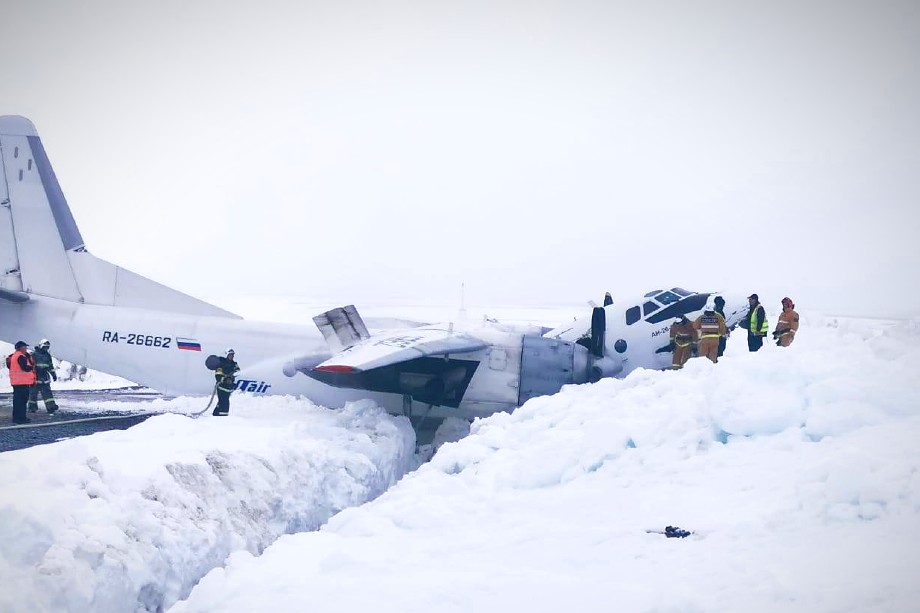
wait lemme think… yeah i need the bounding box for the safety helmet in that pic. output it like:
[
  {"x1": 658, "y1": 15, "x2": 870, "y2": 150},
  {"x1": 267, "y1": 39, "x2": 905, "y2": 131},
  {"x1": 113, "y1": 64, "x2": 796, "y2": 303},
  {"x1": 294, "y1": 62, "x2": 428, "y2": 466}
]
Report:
[
  {"x1": 704, "y1": 297, "x2": 716, "y2": 311},
  {"x1": 39, "y1": 339, "x2": 50, "y2": 348},
  {"x1": 782, "y1": 297, "x2": 794, "y2": 309},
  {"x1": 226, "y1": 348, "x2": 235, "y2": 357}
]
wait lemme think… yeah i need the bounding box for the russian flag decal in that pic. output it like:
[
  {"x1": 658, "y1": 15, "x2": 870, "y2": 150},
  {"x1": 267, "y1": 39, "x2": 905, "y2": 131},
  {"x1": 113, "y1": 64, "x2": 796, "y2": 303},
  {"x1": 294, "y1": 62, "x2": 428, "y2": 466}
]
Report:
[{"x1": 176, "y1": 337, "x2": 202, "y2": 351}]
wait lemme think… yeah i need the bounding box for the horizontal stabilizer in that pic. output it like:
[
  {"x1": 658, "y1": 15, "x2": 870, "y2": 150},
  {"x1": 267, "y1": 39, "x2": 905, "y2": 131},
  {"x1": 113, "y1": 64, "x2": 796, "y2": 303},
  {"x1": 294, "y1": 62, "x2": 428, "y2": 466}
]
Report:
[
  {"x1": 313, "y1": 305, "x2": 370, "y2": 353},
  {"x1": 313, "y1": 326, "x2": 487, "y2": 373}
]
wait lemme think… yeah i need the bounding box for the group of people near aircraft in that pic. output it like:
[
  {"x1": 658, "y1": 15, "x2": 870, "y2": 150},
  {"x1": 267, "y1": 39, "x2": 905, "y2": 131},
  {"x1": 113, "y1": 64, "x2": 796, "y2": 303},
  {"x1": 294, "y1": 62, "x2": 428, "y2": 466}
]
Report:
[
  {"x1": 4, "y1": 339, "x2": 60, "y2": 424},
  {"x1": 4, "y1": 341, "x2": 242, "y2": 423},
  {"x1": 668, "y1": 294, "x2": 800, "y2": 370}
]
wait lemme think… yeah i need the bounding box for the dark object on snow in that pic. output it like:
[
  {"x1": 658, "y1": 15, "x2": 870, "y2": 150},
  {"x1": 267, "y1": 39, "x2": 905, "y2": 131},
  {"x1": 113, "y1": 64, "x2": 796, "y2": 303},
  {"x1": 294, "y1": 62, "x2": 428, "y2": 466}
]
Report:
[{"x1": 664, "y1": 525, "x2": 691, "y2": 538}]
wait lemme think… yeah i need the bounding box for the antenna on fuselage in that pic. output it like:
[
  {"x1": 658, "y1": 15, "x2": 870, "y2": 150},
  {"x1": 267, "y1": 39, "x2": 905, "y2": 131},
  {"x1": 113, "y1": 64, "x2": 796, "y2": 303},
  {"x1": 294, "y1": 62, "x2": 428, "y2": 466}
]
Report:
[{"x1": 458, "y1": 281, "x2": 467, "y2": 321}]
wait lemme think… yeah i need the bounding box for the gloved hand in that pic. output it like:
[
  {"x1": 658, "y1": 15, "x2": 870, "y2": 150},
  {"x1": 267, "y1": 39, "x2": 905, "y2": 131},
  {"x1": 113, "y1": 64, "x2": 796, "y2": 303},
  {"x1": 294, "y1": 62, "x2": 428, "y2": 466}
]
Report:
[{"x1": 51, "y1": 371, "x2": 58, "y2": 382}]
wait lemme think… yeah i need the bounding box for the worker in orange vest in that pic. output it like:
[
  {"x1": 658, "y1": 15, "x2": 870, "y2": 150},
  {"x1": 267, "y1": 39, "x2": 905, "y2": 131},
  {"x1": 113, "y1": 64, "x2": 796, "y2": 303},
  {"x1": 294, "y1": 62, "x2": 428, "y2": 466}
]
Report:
[{"x1": 6, "y1": 341, "x2": 37, "y2": 424}]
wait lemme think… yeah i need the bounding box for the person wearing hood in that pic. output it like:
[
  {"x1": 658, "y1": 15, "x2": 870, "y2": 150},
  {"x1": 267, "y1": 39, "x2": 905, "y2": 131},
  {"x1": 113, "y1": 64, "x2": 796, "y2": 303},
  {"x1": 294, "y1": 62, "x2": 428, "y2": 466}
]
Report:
[
  {"x1": 712, "y1": 296, "x2": 729, "y2": 357},
  {"x1": 693, "y1": 299, "x2": 728, "y2": 363},
  {"x1": 773, "y1": 297, "x2": 800, "y2": 347},
  {"x1": 740, "y1": 293, "x2": 769, "y2": 352},
  {"x1": 669, "y1": 315, "x2": 695, "y2": 369},
  {"x1": 28, "y1": 339, "x2": 59, "y2": 414},
  {"x1": 5, "y1": 341, "x2": 36, "y2": 424}
]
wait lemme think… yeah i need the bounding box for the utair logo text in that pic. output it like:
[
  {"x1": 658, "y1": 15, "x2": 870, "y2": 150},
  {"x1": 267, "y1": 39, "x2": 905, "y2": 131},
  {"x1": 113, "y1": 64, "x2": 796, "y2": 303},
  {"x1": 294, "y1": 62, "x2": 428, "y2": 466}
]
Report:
[{"x1": 236, "y1": 379, "x2": 271, "y2": 393}]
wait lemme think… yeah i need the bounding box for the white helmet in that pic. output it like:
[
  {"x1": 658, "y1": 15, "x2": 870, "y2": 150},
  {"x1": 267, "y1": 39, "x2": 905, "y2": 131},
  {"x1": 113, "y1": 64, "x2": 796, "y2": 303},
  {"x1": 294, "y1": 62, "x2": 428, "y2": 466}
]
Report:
[
  {"x1": 39, "y1": 338, "x2": 50, "y2": 348},
  {"x1": 226, "y1": 348, "x2": 235, "y2": 357}
]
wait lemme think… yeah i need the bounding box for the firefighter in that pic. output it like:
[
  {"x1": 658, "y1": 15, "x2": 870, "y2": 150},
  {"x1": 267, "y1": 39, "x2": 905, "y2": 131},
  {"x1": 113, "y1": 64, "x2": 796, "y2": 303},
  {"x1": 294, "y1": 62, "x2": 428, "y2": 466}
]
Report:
[
  {"x1": 693, "y1": 300, "x2": 728, "y2": 363},
  {"x1": 213, "y1": 349, "x2": 240, "y2": 416},
  {"x1": 669, "y1": 316, "x2": 695, "y2": 369},
  {"x1": 773, "y1": 297, "x2": 800, "y2": 347},
  {"x1": 28, "y1": 339, "x2": 59, "y2": 414},
  {"x1": 6, "y1": 341, "x2": 36, "y2": 424},
  {"x1": 740, "y1": 293, "x2": 769, "y2": 352}
]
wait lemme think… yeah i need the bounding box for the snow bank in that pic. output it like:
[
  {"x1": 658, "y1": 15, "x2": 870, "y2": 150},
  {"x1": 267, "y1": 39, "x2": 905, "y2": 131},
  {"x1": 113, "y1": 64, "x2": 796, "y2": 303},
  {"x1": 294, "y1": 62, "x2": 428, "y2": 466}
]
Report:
[
  {"x1": 170, "y1": 315, "x2": 920, "y2": 613},
  {"x1": 0, "y1": 397, "x2": 416, "y2": 613}
]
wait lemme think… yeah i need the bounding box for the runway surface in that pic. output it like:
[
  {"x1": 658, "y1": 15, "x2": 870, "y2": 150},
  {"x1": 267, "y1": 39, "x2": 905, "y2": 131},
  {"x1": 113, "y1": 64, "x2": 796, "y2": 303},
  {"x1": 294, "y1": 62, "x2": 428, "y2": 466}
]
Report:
[{"x1": 0, "y1": 387, "x2": 162, "y2": 453}]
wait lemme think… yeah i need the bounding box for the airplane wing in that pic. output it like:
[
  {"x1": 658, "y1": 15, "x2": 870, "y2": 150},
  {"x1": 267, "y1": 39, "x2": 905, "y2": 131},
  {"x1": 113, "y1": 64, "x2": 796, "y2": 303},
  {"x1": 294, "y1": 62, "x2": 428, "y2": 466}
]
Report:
[{"x1": 313, "y1": 326, "x2": 488, "y2": 373}]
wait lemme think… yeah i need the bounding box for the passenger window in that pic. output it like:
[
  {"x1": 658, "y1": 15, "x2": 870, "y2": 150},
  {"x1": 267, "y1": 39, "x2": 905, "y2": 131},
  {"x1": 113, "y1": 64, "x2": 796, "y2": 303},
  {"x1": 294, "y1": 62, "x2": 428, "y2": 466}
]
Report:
[
  {"x1": 643, "y1": 301, "x2": 659, "y2": 316},
  {"x1": 626, "y1": 306, "x2": 641, "y2": 325}
]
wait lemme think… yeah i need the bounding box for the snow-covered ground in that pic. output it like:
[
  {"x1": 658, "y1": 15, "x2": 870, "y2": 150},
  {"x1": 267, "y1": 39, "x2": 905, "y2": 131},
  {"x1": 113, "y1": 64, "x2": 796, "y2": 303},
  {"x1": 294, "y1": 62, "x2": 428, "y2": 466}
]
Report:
[{"x1": 1, "y1": 310, "x2": 919, "y2": 612}]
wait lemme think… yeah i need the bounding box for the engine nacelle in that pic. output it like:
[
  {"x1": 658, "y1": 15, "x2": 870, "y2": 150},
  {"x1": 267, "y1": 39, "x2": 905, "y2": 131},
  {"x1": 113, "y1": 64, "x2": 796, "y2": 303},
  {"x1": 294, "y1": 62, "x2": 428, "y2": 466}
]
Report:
[{"x1": 517, "y1": 336, "x2": 590, "y2": 406}]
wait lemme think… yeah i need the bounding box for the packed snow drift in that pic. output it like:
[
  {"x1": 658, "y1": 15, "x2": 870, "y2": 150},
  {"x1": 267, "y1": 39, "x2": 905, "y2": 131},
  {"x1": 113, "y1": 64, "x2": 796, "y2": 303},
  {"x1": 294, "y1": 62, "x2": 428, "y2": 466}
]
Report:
[{"x1": 1, "y1": 312, "x2": 918, "y2": 612}]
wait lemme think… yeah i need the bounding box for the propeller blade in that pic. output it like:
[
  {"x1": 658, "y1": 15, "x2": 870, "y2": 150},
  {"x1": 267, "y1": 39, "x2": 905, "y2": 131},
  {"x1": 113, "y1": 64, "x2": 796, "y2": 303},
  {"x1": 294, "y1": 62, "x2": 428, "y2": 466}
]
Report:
[{"x1": 590, "y1": 307, "x2": 605, "y2": 358}]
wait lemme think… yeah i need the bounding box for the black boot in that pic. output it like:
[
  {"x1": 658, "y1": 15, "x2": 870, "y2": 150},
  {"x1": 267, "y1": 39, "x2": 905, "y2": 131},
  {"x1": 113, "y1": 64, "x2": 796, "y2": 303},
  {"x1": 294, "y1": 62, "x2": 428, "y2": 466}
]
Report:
[
  {"x1": 27, "y1": 401, "x2": 38, "y2": 413},
  {"x1": 46, "y1": 401, "x2": 59, "y2": 414}
]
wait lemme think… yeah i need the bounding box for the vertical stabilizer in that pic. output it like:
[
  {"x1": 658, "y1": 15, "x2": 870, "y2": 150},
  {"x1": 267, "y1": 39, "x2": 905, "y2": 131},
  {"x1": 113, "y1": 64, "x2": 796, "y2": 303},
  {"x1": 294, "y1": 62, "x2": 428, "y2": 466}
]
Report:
[
  {"x1": 0, "y1": 116, "x2": 82, "y2": 301},
  {"x1": 0, "y1": 116, "x2": 238, "y2": 318}
]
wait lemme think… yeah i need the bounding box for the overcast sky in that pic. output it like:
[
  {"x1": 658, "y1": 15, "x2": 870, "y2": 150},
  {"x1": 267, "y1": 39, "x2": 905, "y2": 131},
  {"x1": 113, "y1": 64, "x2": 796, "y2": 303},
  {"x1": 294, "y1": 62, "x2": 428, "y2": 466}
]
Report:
[{"x1": 3, "y1": 0, "x2": 919, "y2": 317}]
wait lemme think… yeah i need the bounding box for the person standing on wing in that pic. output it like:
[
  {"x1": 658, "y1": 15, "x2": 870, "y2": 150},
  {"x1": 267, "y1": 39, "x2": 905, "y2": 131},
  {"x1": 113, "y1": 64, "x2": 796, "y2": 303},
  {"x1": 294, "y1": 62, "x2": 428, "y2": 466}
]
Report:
[
  {"x1": 773, "y1": 297, "x2": 800, "y2": 347},
  {"x1": 740, "y1": 293, "x2": 769, "y2": 352},
  {"x1": 213, "y1": 349, "x2": 240, "y2": 416},
  {"x1": 6, "y1": 341, "x2": 36, "y2": 424},
  {"x1": 28, "y1": 339, "x2": 59, "y2": 414}
]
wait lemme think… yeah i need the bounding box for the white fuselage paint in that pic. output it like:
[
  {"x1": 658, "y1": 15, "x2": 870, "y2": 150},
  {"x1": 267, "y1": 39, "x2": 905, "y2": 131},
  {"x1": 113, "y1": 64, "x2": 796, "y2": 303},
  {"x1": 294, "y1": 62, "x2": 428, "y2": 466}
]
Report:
[{"x1": 0, "y1": 296, "x2": 526, "y2": 420}]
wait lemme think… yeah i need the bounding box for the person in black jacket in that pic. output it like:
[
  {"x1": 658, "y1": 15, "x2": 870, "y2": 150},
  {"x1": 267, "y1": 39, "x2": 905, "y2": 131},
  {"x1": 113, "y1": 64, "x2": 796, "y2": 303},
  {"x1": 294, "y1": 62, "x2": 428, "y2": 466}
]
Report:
[
  {"x1": 213, "y1": 349, "x2": 240, "y2": 416},
  {"x1": 740, "y1": 294, "x2": 768, "y2": 352},
  {"x1": 28, "y1": 339, "x2": 59, "y2": 414},
  {"x1": 713, "y1": 296, "x2": 729, "y2": 357}
]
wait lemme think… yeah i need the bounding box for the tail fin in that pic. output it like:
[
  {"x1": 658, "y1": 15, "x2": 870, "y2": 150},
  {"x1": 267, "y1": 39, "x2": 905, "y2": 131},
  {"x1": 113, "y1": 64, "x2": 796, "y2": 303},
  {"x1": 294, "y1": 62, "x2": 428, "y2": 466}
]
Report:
[{"x1": 0, "y1": 116, "x2": 237, "y2": 317}]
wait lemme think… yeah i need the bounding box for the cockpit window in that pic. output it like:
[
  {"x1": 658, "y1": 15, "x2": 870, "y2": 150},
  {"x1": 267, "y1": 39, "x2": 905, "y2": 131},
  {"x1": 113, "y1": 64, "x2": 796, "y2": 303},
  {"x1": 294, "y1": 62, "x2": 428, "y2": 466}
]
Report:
[
  {"x1": 644, "y1": 290, "x2": 662, "y2": 298},
  {"x1": 626, "y1": 306, "x2": 641, "y2": 325},
  {"x1": 655, "y1": 291, "x2": 681, "y2": 305},
  {"x1": 642, "y1": 301, "x2": 660, "y2": 316},
  {"x1": 671, "y1": 287, "x2": 691, "y2": 297}
]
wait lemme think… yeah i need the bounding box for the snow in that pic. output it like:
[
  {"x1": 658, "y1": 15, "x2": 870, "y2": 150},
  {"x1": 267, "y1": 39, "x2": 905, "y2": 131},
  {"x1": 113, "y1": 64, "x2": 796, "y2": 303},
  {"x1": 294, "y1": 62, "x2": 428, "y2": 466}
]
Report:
[{"x1": 1, "y1": 311, "x2": 919, "y2": 612}]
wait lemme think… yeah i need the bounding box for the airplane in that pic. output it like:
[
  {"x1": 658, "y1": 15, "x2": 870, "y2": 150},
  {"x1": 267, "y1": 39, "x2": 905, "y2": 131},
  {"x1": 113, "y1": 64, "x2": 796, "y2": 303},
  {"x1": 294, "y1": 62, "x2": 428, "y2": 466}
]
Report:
[{"x1": 0, "y1": 115, "x2": 748, "y2": 430}]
